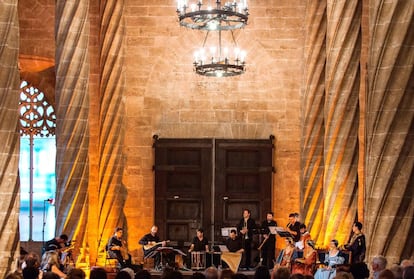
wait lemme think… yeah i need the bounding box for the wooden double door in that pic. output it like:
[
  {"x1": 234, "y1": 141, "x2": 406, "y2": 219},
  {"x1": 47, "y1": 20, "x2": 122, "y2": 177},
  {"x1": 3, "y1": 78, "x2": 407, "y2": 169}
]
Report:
[{"x1": 154, "y1": 138, "x2": 273, "y2": 248}]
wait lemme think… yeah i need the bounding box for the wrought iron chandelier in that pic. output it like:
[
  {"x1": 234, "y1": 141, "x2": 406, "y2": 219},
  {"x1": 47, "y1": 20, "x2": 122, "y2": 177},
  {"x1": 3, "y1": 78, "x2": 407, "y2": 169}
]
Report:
[
  {"x1": 193, "y1": 30, "x2": 246, "y2": 77},
  {"x1": 177, "y1": 0, "x2": 249, "y2": 77},
  {"x1": 176, "y1": 0, "x2": 249, "y2": 31}
]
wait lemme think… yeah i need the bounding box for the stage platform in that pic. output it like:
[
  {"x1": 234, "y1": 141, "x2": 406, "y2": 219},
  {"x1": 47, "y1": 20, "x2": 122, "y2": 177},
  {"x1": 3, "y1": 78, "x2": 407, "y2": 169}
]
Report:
[{"x1": 147, "y1": 268, "x2": 256, "y2": 279}]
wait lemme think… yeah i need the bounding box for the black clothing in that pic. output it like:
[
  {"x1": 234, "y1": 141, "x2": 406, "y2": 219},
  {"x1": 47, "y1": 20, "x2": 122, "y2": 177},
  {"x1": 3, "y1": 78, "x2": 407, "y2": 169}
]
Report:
[
  {"x1": 191, "y1": 237, "x2": 209, "y2": 251},
  {"x1": 139, "y1": 233, "x2": 163, "y2": 268},
  {"x1": 345, "y1": 233, "x2": 366, "y2": 264},
  {"x1": 226, "y1": 237, "x2": 243, "y2": 253},
  {"x1": 139, "y1": 233, "x2": 161, "y2": 257},
  {"x1": 44, "y1": 238, "x2": 62, "y2": 252},
  {"x1": 261, "y1": 219, "x2": 277, "y2": 268},
  {"x1": 286, "y1": 221, "x2": 301, "y2": 242},
  {"x1": 237, "y1": 217, "x2": 256, "y2": 268},
  {"x1": 107, "y1": 236, "x2": 132, "y2": 268}
]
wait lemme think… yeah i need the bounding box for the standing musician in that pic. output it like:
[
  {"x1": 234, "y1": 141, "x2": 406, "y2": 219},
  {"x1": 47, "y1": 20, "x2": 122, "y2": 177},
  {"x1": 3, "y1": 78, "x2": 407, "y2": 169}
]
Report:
[
  {"x1": 107, "y1": 227, "x2": 132, "y2": 269},
  {"x1": 139, "y1": 225, "x2": 167, "y2": 269},
  {"x1": 286, "y1": 213, "x2": 301, "y2": 244},
  {"x1": 259, "y1": 211, "x2": 277, "y2": 269},
  {"x1": 344, "y1": 221, "x2": 366, "y2": 264},
  {"x1": 237, "y1": 208, "x2": 256, "y2": 269}
]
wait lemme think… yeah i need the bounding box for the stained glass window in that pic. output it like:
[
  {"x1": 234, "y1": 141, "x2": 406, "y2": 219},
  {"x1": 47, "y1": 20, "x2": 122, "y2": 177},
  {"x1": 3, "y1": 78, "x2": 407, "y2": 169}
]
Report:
[{"x1": 19, "y1": 81, "x2": 56, "y2": 241}]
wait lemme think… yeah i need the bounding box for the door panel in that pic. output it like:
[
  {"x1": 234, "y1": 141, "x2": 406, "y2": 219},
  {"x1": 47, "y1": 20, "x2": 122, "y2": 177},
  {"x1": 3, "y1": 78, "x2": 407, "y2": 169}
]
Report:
[
  {"x1": 154, "y1": 139, "x2": 212, "y2": 246},
  {"x1": 154, "y1": 138, "x2": 273, "y2": 249}
]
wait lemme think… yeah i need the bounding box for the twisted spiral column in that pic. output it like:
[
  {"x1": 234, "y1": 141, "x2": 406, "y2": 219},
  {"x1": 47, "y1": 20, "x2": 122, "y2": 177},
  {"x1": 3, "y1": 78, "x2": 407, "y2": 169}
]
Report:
[
  {"x1": 365, "y1": 1, "x2": 414, "y2": 262},
  {"x1": 301, "y1": 0, "x2": 327, "y2": 244},
  {"x1": 55, "y1": 0, "x2": 90, "y2": 265},
  {"x1": 322, "y1": 0, "x2": 361, "y2": 245},
  {"x1": 0, "y1": 0, "x2": 20, "y2": 276},
  {"x1": 95, "y1": 0, "x2": 127, "y2": 260}
]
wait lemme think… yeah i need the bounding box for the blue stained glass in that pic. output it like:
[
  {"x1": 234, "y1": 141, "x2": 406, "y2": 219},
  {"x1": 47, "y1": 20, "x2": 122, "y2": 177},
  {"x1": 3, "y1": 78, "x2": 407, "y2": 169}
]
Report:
[{"x1": 19, "y1": 136, "x2": 56, "y2": 241}]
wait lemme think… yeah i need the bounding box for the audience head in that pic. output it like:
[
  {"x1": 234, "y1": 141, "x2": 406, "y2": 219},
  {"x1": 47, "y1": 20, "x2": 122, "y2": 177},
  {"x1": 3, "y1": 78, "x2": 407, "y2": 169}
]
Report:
[
  {"x1": 5, "y1": 271, "x2": 23, "y2": 279},
  {"x1": 334, "y1": 272, "x2": 355, "y2": 279},
  {"x1": 135, "y1": 269, "x2": 151, "y2": 279},
  {"x1": 400, "y1": 259, "x2": 413, "y2": 268},
  {"x1": 67, "y1": 268, "x2": 86, "y2": 279},
  {"x1": 90, "y1": 267, "x2": 108, "y2": 279},
  {"x1": 231, "y1": 274, "x2": 248, "y2": 279},
  {"x1": 22, "y1": 252, "x2": 41, "y2": 269},
  {"x1": 349, "y1": 262, "x2": 370, "y2": 279},
  {"x1": 219, "y1": 269, "x2": 234, "y2": 279},
  {"x1": 191, "y1": 272, "x2": 206, "y2": 279},
  {"x1": 403, "y1": 266, "x2": 414, "y2": 279},
  {"x1": 254, "y1": 265, "x2": 270, "y2": 279},
  {"x1": 372, "y1": 256, "x2": 388, "y2": 272},
  {"x1": 161, "y1": 268, "x2": 183, "y2": 279},
  {"x1": 116, "y1": 270, "x2": 134, "y2": 279},
  {"x1": 288, "y1": 274, "x2": 304, "y2": 279},
  {"x1": 272, "y1": 267, "x2": 290, "y2": 279},
  {"x1": 22, "y1": 266, "x2": 40, "y2": 279},
  {"x1": 43, "y1": 272, "x2": 61, "y2": 279},
  {"x1": 121, "y1": 268, "x2": 135, "y2": 279},
  {"x1": 378, "y1": 269, "x2": 395, "y2": 279},
  {"x1": 204, "y1": 266, "x2": 218, "y2": 279},
  {"x1": 389, "y1": 264, "x2": 403, "y2": 279}
]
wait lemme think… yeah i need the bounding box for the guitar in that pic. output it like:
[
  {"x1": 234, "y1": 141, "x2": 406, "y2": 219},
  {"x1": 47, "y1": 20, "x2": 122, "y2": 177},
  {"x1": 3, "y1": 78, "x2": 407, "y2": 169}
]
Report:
[{"x1": 143, "y1": 240, "x2": 170, "y2": 250}]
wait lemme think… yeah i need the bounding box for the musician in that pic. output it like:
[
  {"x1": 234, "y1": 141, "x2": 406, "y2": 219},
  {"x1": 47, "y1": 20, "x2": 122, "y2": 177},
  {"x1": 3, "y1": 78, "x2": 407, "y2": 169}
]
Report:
[
  {"x1": 286, "y1": 213, "x2": 301, "y2": 243},
  {"x1": 107, "y1": 227, "x2": 132, "y2": 268},
  {"x1": 44, "y1": 234, "x2": 68, "y2": 252},
  {"x1": 344, "y1": 222, "x2": 366, "y2": 264},
  {"x1": 237, "y1": 209, "x2": 256, "y2": 269},
  {"x1": 296, "y1": 224, "x2": 311, "y2": 250},
  {"x1": 260, "y1": 211, "x2": 277, "y2": 269},
  {"x1": 226, "y1": 229, "x2": 244, "y2": 253},
  {"x1": 139, "y1": 225, "x2": 167, "y2": 269},
  {"x1": 189, "y1": 228, "x2": 209, "y2": 253}
]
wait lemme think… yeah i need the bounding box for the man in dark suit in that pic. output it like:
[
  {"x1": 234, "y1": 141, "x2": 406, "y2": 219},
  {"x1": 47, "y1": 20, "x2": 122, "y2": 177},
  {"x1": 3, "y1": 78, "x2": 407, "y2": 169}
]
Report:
[{"x1": 237, "y1": 209, "x2": 256, "y2": 269}]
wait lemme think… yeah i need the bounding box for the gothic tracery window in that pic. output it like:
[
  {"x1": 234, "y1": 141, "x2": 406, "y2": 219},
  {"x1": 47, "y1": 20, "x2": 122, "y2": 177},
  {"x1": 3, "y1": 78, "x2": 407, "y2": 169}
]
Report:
[{"x1": 19, "y1": 80, "x2": 56, "y2": 242}]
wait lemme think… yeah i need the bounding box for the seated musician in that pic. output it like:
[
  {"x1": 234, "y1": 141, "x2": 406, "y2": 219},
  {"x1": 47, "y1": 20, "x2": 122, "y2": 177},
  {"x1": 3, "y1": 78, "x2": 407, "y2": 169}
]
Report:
[
  {"x1": 291, "y1": 239, "x2": 317, "y2": 276},
  {"x1": 189, "y1": 228, "x2": 209, "y2": 253},
  {"x1": 44, "y1": 234, "x2": 68, "y2": 252},
  {"x1": 107, "y1": 227, "x2": 132, "y2": 269},
  {"x1": 139, "y1": 225, "x2": 167, "y2": 269},
  {"x1": 225, "y1": 229, "x2": 244, "y2": 253},
  {"x1": 314, "y1": 239, "x2": 345, "y2": 279},
  {"x1": 274, "y1": 237, "x2": 297, "y2": 270},
  {"x1": 187, "y1": 228, "x2": 209, "y2": 269}
]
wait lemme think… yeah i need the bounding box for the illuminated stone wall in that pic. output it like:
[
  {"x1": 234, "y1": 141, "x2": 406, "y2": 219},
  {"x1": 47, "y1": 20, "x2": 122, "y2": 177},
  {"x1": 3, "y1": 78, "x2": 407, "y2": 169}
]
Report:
[
  {"x1": 0, "y1": 1, "x2": 21, "y2": 278},
  {"x1": 1, "y1": 0, "x2": 411, "y2": 272}
]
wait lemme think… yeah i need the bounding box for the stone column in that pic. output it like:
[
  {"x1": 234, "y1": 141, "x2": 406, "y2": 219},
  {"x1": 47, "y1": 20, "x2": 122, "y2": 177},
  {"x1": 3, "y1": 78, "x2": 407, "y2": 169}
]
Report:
[
  {"x1": 0, "y1": 0, "x2": 20, "y2": 277},
  {"x1": 301, "y1": 0, "x2": 327, "y2": 244},
  {"x1": 365, "y1": 1, "x2": 414, "y2": 263},
  {"x1": 55, "y1": 0, "x2": 90, "y2": 266},
  {"x1": 93, "y1": 0, "x2": 127, "y2": 264},
  {"x1": 322, "y1": 0, "x2": 361, "y2": 245}
]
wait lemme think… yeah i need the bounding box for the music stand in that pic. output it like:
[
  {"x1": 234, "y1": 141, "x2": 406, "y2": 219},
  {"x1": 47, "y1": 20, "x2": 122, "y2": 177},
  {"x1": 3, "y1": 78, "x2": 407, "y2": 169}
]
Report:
[
  {"x1": 151, "y1": 247, "x2": 186, "y2": 270},
  {"x1": 274, "y1": 227, "x2": 292, "y2": 238}
]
